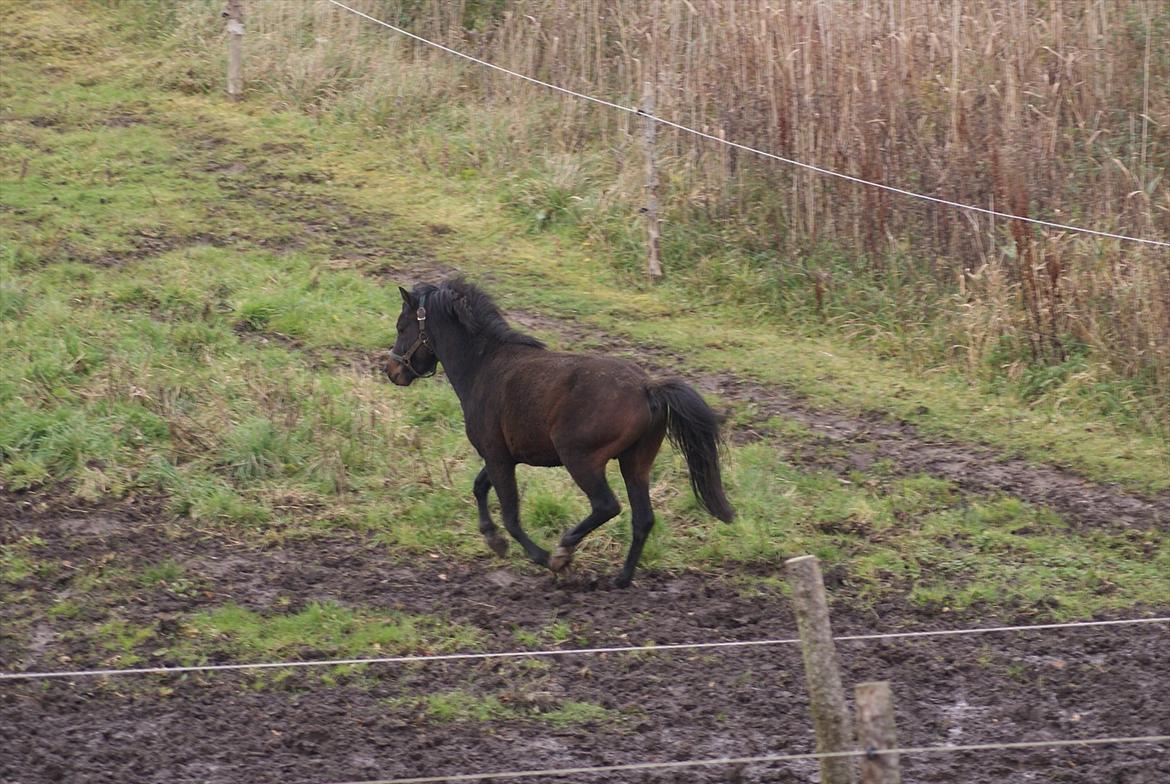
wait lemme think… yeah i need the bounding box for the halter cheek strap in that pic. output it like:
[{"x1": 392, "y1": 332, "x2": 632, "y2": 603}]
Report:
[{"x1": 389, "y1": 295, "x2": 437, "y2": 379}]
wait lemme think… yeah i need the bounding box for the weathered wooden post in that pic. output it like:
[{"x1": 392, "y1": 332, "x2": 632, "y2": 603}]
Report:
[
  {"x1": 225, "y1": 0, "x2": 245, "y2": 101},
  {"x1": 786, "y1": 554, "x2": 857, "y2": 784},
  {"x1": 855, "y1": 681, "x2": 901, "y2": 784},
  {"x1": 641, "y1": 78, "x2": 663, "y2": 281},
  {"x1": 641, "y1": 0, "x2": 663, "y2": 281}
]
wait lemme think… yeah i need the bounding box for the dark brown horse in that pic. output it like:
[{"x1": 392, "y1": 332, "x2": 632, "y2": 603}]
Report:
[{"x1": 385, "y1": 278, "x2": 733, "y2": 587}]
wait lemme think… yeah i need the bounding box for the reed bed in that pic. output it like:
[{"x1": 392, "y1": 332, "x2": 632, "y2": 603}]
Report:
[{"x1": 163, "y1": 0, "x2": 1169, "y2": 432}]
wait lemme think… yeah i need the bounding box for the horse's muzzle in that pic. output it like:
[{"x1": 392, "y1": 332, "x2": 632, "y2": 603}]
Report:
[{"x1": 384, "y1": 356, "x2": 415, "y2": 386}]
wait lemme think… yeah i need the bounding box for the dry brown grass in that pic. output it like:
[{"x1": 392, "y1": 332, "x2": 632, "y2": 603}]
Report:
[{"x1": 169, "y1": 0, "x2": 1169, "y2": 429}]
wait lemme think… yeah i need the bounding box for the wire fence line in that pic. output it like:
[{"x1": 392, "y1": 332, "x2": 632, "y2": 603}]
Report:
[
  {"x1": 324, "y1": 735, "x2": 1170, "y2": 784},
  {"x1": 326, "y1": 0, "x2": 1169, "y2": 249},
  {"x1": 3, "y1": 616, "x2": 1165, "y2": 682}
]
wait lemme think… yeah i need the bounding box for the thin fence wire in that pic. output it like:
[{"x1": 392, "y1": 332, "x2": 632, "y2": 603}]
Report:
[
  {"x1": 326, "y1": 0, "x2": 1169, "y2": 249},
  {"x1": 325, "y1": 735, "x2": 1170, "y2": 784},
  {"x1": 3, "y1": 616, "x2": 1164, "y2": 681}
]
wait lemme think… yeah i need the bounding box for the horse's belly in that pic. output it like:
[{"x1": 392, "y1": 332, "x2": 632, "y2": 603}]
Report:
[{"x1": 506, "y1": 432, "x2": 561, "y2": 467}]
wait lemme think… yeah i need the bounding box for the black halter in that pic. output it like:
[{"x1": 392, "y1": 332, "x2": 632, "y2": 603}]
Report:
[{"x1": 389, "y1": 295, "x2": 436, "y2": 379}]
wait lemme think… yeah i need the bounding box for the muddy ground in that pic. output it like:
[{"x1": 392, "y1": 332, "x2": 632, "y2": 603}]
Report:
[{"x1": 2, "y1": 494, "x2": 1167, "y2": 784}]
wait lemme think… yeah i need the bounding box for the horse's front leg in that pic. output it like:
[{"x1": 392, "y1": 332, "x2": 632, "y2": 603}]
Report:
[
  {"x1": 487, "y1": 461, "x2": 549, "y2": 567},
  {"x1": 473, "y1": 466, "x2": 508, "y2": 557}
]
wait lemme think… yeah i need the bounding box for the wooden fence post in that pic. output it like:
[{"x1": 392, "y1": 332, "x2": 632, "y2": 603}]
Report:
[
  {"x1": 855, "y1": 681, "x2": 901, "y2": 784},
  {"x1": 225, "y1": 0, "x2": 245, "y2": 101},
  {"x1": 642, "y1": 79, "x2": 663, "y2": 281},
  {"x1": 786, "y1": 554, "x2": 857, "y2": 784}
]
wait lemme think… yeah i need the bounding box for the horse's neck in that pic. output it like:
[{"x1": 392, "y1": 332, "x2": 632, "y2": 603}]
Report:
[{"x1": 433, "y1": 326, "x2": 489, "y2": 400}]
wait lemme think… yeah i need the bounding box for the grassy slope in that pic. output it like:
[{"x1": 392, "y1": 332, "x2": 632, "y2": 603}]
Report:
[{"x1": 1, "y1": 2, "x2": 1168, "y2": 628}]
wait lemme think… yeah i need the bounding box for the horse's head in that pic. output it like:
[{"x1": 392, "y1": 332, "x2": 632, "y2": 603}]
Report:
[{"x1": 385, "y1": 285, "x2": 439, "y2": 386}]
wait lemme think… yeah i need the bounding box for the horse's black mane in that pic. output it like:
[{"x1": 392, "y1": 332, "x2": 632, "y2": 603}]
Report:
[{"x1": 416, "y1": 278, "x2": 545, "y2": 350}]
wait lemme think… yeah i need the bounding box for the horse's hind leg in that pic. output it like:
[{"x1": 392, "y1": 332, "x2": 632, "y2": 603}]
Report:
[
  {"x1": 474, "y1": 466, "x2": 508, "y2": 558},
  {"x1": 487, "y1": 461, "x2": 549, "y2": 567},
  {"x1": 549, "y1": 458, "x2": 620, "y2": 572},
  {"x1": 614, "y1": 427, "x2": 665, "y2": 588}
]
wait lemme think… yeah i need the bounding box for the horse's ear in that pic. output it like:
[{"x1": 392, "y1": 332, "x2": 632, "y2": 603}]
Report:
[{"x1": 398, "y1": 286, "x2": 413, "y2": 306}]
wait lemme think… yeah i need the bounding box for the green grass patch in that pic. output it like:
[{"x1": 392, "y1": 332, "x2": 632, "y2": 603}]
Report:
[
  {"x1": 399, "y1": 690, "x2": 513, "y2": 723},
  {"x1": 137, "y1": 559, "x2": 201, "y2": 596},
  {"x1": 0, "y1": 536, "x2": 49, "y2": 583},
  {"x1": 181, "y1": 601, "x2": 483, "y2": 661},
  {"x1": 539, "y1": 700, "x2": 615, "y2": 727},
  {"x1": 94, "y1": 617, "x2": 155, "y2": 667},
  {"x1": 138, "y1": 560, "x2": 185, "y2": 587},
  {"x1": 386, "y1": 689, "x2": 617, "y2": 726}
]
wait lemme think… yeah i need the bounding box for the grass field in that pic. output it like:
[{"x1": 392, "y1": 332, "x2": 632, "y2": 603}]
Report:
[{"x1": 2, "y1": 0, "x2": 1168, "y2": 646}]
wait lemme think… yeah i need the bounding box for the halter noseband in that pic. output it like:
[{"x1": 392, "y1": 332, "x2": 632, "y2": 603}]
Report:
[{"x1": 389, "y1": 294, "x2": 436, "y2": 379}]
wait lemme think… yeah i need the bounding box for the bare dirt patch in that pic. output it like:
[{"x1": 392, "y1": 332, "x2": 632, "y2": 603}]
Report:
[
  {"x1": 2, "y1": 495, "x2": 1167, "y2": 784},
  {"x1": 687, "y1": 373, "x2": 1170, "y2": 532},
  {"x1": 87, "y1": 230, "x2": 234, "y2": 267},
  {"x1": 231, "y1": 323, "x2": 385, "y2": 374}
]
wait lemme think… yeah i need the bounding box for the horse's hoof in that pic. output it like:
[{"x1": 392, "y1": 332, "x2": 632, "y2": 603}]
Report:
[
  {"x1": 485, "y1": 534, "x2": 509, "y2": 558},
  {"x1": 613, "y1": 573, "x2": 633, "y2": 589},
  {"x1": 548, "y1": 545, "x2": 574, "y2": 572}
]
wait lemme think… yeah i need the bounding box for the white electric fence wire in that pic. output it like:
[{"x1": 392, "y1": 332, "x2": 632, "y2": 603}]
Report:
[
  {"x1": 326, "y1": 735, "x2": 1170, "y2": 784},
  {"x1": 2, "y1": 617, "x2": 1164, "y2": 681},
  {"x1": 325, "y1": 0, "x2": 1170, "y2": 249}
]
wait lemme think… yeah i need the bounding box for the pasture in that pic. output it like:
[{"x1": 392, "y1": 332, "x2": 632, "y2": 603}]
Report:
[{"x1": 1, "y1": 2, "x2": 1167, "y2": 782}]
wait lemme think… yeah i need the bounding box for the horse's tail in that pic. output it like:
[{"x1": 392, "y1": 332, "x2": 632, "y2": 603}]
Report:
[{"x1": 648, "y1": 379, "x2": 735, "y2": 523}]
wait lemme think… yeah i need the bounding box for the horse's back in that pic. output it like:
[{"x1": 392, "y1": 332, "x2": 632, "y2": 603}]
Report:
[{"x1": 532, "y1": 351, "x2": 650, "y2": 408}]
